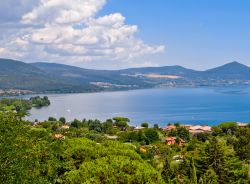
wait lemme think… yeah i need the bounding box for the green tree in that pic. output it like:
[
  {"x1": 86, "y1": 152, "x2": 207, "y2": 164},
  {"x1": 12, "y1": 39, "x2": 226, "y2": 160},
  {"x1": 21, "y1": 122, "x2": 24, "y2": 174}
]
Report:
[
  {"x1": 88, "y1": 120, "x2": 102, "y2": 132},
  {"x1": 234, "y1": 128, "x2": 250, "y2": 160},
  {"x1": 174, "y1": 123, "x2": 180, "y2": 127},
  {"x1": 70, "y1": 119, "x2": 82, "y2": 128},
  {"x1": 48, "y1": 117, "x2": 57, "y2": 121},
  {"x1": 144, "y1": 128, "x2": 159, "y2": 144},
  {"x1": 141, "y1": 122, "x2": 149, "y2": 128},
  {"x1": 120, "y1": 131, "x2": 139, "y2": 142},
  {"x1": 0, "y1": 112, "x2": 62, "y2": 183},
  {"x1": 16, "y1": 108, "x2": 28, "y2": 121},
  {"x1": 219, "y1": 122, "x2": 238, "y2": 135},
  {"x1": 113, "y1": 117, "x2": 130, "y2": 131},
  {"x1": 211, "y1": 126, "x2": 222, "y2": 136},
  {"x1": 102, "y1": 119, "x2": 113, "y2": 134},
  {"x1": 154, "y1": 123, "x2": 159, "y2": 129},
  {"x1": 204, "y1": 138, "x2": 229, "y2": 184},
  {"x1": 30, "y1": 96, "x2": 50, "y2": 107},
  {"x1": 195, "y1": 132, "x2": 211, "y2": 142},
  {"x1": 64, "y1": 138, "x2": 164, "y2": 184},
  {"x1": 190, "y1": 157, "x2": 198, "y2": 184},
  {"x1": 59, "y1": 117, "x2": 66, "y2": 124},
  {"x1": 66, "y1": 156, "x2": 164, "y2": 184},
  {"x1": 52, "y1": 122, "x2": 61, "y2": 131},
  {"x1": 161, "y1": 156, "x2": 173, "y2": 183},
  {"x1": 177, "y1": 127, "x2": 190, "y2": 141},
  {"x1": 199, "y1": 168, "x2": 218, "y2": 184}
]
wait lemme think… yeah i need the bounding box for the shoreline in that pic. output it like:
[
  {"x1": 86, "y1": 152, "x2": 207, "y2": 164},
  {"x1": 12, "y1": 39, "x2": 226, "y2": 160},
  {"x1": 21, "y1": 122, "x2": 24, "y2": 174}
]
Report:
[
  {"x1": 2, "y1": 84, "x2": 250, "y2": 98},
  {"x1": 4, "y1": 86, "x2": 250, "y2": 126}
]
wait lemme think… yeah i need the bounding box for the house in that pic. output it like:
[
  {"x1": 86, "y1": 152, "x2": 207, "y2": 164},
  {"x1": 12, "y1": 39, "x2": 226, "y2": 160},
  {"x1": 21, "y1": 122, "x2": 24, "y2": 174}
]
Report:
[
  {"x1": 166, "y1": 137, "x2": 185, "y2": 146},
  {"x1": 61, "y1": 125, "x2": 70, "y2": 129},
  {"x1": 105, "y1": 135, "x2": 118, "y2": 140},
  {"x1": 163, "y1": 125, "x2": 176, "y2": 131},
  {"x1": 172, "y1": 155, "x2": 184, "y2": 162},
  {"x1": 32, "y1": 120, "x2": 40, "y2": 126},
  {"x1": 237, "y1": 122, "x2": 248, "y2": 128},
  {"x1": 139, "y1": 147, "x2": 147, "y2": 153},
  {"x1": 188, "y1": 125, "x2": 211, "y2": 133},
  {"x1": 53, "y1": 134, "x2": 65, "y2": 139},
  {"x1": 181, "y1": 125, "x2": 192, "y2": 129},
  {"x1": 134, "y1": 126, "x2": 145, "y2": 131},
  {"x1": 166, "y1": 137, "x2": 176, "y2": 145},
  {"x1": 202, "y1": 126, "x2": 212, "y2": 132}
]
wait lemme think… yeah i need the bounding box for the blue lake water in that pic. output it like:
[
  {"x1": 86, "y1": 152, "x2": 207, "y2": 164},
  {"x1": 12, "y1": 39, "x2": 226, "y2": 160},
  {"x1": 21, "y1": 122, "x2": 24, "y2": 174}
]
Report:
[{"x1": 27, "y1": 87, "x2": 250, "y2": 127}]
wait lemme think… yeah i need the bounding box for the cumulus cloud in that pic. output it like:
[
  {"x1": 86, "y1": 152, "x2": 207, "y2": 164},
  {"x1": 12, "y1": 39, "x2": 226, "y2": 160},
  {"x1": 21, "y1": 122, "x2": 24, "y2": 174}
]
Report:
[
  {"x1": 0, "y1": 0, "x2": 165, "y2": 67},
  {"x1": 21, "y1": 0, "x2": 106, "y2": 25}
]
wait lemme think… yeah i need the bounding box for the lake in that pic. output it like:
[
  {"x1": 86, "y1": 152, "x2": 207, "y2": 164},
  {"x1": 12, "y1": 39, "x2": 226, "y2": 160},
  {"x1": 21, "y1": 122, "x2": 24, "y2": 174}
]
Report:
[{"x1": 26, "y1": 87, "x2": 250, "y2": 127}]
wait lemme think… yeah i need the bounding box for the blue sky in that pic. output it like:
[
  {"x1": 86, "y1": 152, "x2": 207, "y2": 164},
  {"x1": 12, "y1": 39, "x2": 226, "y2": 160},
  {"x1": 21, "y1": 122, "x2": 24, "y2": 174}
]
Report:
[
  {"x1": 100, "y1": 0, "x2": 250, "y2": 69},
  {"x1": 0, "y1": 0, "x2": 250, "y2": 70}
]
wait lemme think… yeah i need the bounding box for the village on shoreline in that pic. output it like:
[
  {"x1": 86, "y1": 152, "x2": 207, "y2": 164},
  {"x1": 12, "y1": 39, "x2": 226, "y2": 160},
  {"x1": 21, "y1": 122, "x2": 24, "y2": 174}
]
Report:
[{"x1": 31, "y1": 115, "x2": 250, "y2": 148}]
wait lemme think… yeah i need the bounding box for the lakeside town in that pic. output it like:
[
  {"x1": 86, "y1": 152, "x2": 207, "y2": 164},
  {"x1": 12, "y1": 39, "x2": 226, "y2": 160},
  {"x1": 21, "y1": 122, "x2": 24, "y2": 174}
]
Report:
[
  {"x1": 0, "y1": 89, "x2": 33, "y2": 96},
  {"x1": 29, "y1": 110, "x2": 250, "y2": 146}
]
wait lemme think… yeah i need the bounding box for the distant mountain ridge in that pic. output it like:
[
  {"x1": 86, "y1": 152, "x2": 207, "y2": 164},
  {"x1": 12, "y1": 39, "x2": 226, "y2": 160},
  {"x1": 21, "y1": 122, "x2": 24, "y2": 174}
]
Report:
[
  {"x1": 0, "y1": 58, "x2": 250, "y2": 93},
  {"x1": 206, "y1": 61, "x2": 250, "y2": 74}
]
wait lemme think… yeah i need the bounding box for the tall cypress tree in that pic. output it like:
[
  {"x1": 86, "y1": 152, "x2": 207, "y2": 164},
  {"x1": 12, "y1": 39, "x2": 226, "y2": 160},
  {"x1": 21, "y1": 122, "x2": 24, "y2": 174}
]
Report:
[
  {"x1": 205, "y1": 137, "x2": 229, "y2": 184},
  {"x1": 190, "y1": 157, "x2": 197, "y2": 184},
  {"x1": 161, "y1": 156, "x2": 173, "y2": 183}
]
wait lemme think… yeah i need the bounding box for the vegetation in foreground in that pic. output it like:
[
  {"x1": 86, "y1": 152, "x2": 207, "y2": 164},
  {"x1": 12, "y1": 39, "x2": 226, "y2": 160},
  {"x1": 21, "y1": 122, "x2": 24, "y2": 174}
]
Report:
[{"x1": 0, "y1": 110, "x2": 249, "y2": 184}]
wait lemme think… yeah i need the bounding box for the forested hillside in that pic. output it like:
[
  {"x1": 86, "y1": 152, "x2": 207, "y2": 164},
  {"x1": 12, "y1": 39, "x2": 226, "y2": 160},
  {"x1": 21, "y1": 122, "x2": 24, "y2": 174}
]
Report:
[
  {"x1": 2, "y1": 58, "x2": 250, "y2": 93},
  {"x1": 1, "y1": 111, "x2": 249, "y2": 183},
  {"x1": 0, "y1": 59, "x2": 101, "y2": 93}
]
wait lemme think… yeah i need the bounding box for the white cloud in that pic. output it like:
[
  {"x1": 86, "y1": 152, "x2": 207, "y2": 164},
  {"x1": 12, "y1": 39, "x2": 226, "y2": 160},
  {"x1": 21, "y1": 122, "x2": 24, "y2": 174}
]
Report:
[
  {"x1": 0, "y1": 0, "x2": 165, "y2": 67},
  {"x1": 21, "y1": 0, "x2": 106, "y2": 25}
]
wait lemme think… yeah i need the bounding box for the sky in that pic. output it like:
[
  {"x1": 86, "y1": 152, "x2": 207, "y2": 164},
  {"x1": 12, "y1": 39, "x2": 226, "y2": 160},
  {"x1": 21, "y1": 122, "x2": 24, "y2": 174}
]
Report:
[{"x1": 0, "y1": 0, "x2": 250, "y2": 70}]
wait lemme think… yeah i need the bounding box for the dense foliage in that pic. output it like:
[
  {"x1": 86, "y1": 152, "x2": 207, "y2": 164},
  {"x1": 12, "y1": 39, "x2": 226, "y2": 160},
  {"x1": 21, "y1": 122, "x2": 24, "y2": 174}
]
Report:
[
  {"x1": 0, "y1": 111, "x2": 249, "y2": 183},
  {"x1": 0, "y1": 96, "x2": 50, "y2": 116}
]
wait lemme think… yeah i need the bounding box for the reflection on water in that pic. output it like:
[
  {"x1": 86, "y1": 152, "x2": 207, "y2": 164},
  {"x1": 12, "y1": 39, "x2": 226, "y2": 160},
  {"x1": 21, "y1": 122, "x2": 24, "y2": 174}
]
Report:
[{"x1": 26, "y1": 87, "x2": 250, "y2": 126}]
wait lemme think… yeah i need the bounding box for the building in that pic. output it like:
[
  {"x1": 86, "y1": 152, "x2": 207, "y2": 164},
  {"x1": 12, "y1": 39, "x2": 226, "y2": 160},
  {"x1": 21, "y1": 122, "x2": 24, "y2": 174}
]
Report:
[
  {"x1": 61, "y1": 125, "x2": 70, "y2": 129},
  {"x1": 181, "y1": 125, "x2": 192, "y2": 129},
  {"x1": 163, "y1": 125, "x2": 176, "y2": 131},
  {"x1": 53, "y1": 134, "x2": 65, "y2": 139},
  {"x1": 237, "y1": 122, "x2": 249, "y2": 128},
  {"x1": 188, "y1": 125, "x2": 211, "y2": 133},
  {"x1": 139, "y1": 147, "x2": 147, "y2": 153},
  {"x1": 172, "y1": 155, "x2": 184, "y2": 162},
  {"x1": 134, "y1": 126, "x2": 145, "y2": 131},
  {"x1": 166, "y1": 137, "x2": 185, "y2": 146},
  {"x1": 105, "y1": 135, "x2": 118, "y2": 140},
  {"x1": 32, "y1": 120, "x2": 40, "y2": 126}
]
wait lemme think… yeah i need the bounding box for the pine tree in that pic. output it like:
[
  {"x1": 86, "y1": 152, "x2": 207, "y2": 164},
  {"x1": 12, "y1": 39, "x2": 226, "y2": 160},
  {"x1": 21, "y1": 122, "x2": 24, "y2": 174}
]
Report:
[
  {"x1": 190, "y1": 157, "x2": 197, "y2": 184},
  {"x1": 199, "y1": 168, "x2": 218, "y2": 184},
  {"x1": 205, "y1": 137, "x2": 229, "y2": 184},
  {"x1": 161, "y1": 156, "x2": 173, "y2": 183}
]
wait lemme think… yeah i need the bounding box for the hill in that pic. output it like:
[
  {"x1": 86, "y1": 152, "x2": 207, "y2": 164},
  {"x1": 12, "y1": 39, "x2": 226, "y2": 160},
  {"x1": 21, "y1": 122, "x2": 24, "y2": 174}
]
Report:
[
  {"x1": 120, "y1": 65, "x2": 198, "y2": 76},
  {"x1": 31, "y1": 62, "x2": 150, "y2": 87},
  {"x1": 1, "y1": 58, "x2": 250, "y2": 93},
  {"x1": 203, "y1": 61, "x2": 250, "y2": 79},
  {"x1": 0, "y1": 58, "x2": 101, "y2": 93}
]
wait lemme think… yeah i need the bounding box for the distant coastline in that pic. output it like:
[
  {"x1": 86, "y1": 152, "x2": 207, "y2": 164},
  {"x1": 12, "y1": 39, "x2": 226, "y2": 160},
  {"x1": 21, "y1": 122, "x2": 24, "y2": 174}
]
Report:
[
  {"x1": 1, "y1": 58, "x2": 250, "y2": 94},
  {"x1": 26, "y1": 87, "x2": 250, "y2": 126},
  {"x1": 2, "y1": 84, "x2": 250, "y2": 98}
]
